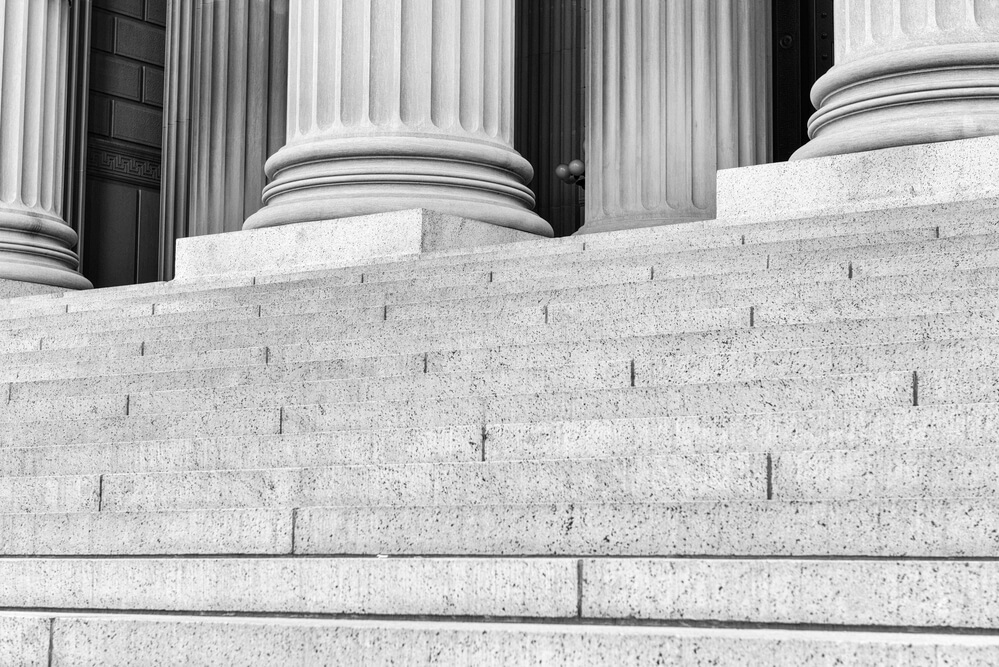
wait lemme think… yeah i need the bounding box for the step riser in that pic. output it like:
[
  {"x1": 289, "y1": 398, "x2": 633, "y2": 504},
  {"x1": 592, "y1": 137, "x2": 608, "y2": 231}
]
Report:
[
  {"x1": 426, "y1": 312, "x2": 999, "y2": 375},
  {"x1": 0, "y1": 510, "x2": 291, "y2": 555},
  {"x1": 0, "y1": 428, "x2": 481, "y2": 476},
  {"x1": 584, "y1": 559, "x2": 999, "y2": 628},
  {"x1": 1, "y1": 500, "x2": 992, "y2": 557},
  {"x1": 8, "y1": 355, "x2": 425, "y2": 401},
  {"x1": 0, "y1": 409, "x2": 280, "y2": 449},
  {"x1": 0, "y1": 347, "x2": 268, "y2": 384},
  {"x1": 0, "y1": 557, "x2": 992, "y2": 628},
  {"x1": 0, "y1": 476, "x2": 99, "y2": 514},
  {"x1": 295, "y1": 500, "x2": 999, "y2": 558},
  {"x1": 100, "y1": 454, "x2": 766, "y2": 512},
  {"x1": 283, "y1": 374, "x2": 912, "y2": 432},
  {"x1": 484, "y1": 404, "x2": 999, "y2": 460},
  {"x1": 123, "y1": 362, "x2": 631, "y2": 416},
  {"x1": 0, "y1": 558, "x2": 579, "y2": 617},
  {"x1": 35, "y1": 616, "x2": 999, "y2": 667}
]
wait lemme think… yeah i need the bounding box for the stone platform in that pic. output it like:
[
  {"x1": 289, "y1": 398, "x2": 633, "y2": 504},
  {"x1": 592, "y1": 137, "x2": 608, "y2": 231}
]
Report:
[
  {"x1": 718, "y1": 135, "x2": 999, "y2": 223},
  {"x1": 2, "y1": 200, "x2": 999, "y2": 662}
]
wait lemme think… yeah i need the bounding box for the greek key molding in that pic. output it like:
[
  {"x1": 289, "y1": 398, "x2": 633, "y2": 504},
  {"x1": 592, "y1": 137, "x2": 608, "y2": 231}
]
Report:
[{"x1": 87, "y1": 143, "x2": 161, "y2": 189}]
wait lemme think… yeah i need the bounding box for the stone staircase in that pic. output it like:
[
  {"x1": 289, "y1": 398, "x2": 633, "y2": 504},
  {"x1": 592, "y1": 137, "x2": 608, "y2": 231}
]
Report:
[{"x1": 3, "y1": 202, "x2": 999, "y2": 665}]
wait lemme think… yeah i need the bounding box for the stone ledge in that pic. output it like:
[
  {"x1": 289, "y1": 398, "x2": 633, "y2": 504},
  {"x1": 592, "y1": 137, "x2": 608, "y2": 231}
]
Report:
[
  {"x1": 174, "y1": 209, "x2": 542, "y2": 280},
  {"x1": 716, "y1": 135, "x2": 999, "y2": 223}
]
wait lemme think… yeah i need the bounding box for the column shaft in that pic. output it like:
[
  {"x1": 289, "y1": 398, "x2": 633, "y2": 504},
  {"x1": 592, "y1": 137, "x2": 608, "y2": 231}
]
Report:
[
  {"x1": 793, "y1": 0, "x2": 999, "y2": 159},
  {"x1": 244, "y1": 0, "x2": 551, "y2": 237},
  {"x1": 0, "y1": 0, "x2": 90, "y2": 289},
  {"x1": 160, "y1": 0, "x2": 289, "y2": 279},
  {"x1": 581, "y1": 0, "x2": 771, "y2": 233}
]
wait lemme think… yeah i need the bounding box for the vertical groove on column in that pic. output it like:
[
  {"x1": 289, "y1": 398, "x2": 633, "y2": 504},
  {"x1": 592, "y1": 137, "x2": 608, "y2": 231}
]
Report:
[
  {"x1": 431, "y1": 0, "x2": 460, "y2": 130},
  {"x1": 314, "y1": 0, "x2": 335, "y2": 131},
  {"x1": 39, "y1": 0, "x2": 58, "y2": 211},
  {"x1": 458, "y1": 0, "x2": 483, "y2": 133},
  {"x1": 400, "y1": 0, "x2": 432, "y2": 127},
  {"x1": 20, "y1": 0, "x2": 44, "y2": 209},
  {"x1": 0, "y1": 0, "x2": 27, "y2": 205},
  {"x1": 370, "y1": 0, "x2": 403, "y2": 126},
  {"x1": 224, "y1": 2, "x2": 250, "y2": 233}
]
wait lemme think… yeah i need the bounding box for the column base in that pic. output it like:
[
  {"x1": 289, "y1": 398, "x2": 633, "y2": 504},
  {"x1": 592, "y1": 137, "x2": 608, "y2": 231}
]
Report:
[
  {"x1": 716, "y1": 135, "x2": 999, "y2": 223},
  {"x1": 175, "y1": 209, "x2": 544, "y2": 280},
  {"x1": 574, "y1": 210, "x2": 712, "y2": 235}
]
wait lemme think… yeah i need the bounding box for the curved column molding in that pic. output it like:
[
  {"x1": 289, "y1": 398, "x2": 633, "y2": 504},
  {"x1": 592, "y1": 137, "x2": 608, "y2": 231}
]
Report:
[
  {"x1": 244, "y1": 0, "x2": 551, "y2": 237},
  {"x1": 793, "y1": 0, "x2": 999, "y2": 159},
  {"x1": 0, "y1": 0, "x2": 91, "y2": 290},
  {"x1": 580, "y1": 0, "x2": 771, "y2": 233}
]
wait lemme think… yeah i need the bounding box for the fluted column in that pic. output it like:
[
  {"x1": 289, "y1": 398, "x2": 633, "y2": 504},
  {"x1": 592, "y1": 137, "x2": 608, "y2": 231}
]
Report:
[
  {"x1": 243, "y1": 0, "x2": 551, "y2": 237},
  {"x1": 579, "y1": 0, "x2": 771, "y2": 233},
  {"x1": 160, "y1": 0, "x2": 289, "y2": 280},
  {"x1": 793, "y1": 0, "x2": 999, "y2": 159},
  {"x1": 0, "y1": 0, "x2": 91, "y2": 290}
]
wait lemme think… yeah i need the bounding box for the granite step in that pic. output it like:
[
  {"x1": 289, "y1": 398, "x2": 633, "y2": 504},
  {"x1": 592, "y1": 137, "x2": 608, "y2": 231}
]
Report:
[
  {"x1": 6, "y1": 353, "x2": 425, "y2": 401},
  {"x1": 485, "y1": 403, "x2": 999, "y2": 461},
  {"x1": 123, "y1": 360, "x2": 632, "y2": 416},
  {"x1": 22, "y1": 616, "x2": 999, "y2": 667},
  {"x1": 0, "y1": 372, "x2": 911, "y2": 449},
  {"x1": 6, "y1": 399, "x2": 998, "y2": 477},
  {"x1": 7, "y1": 265, "x2": 999, "y2": 363},
  {"x1": 19, "y1": 254, "x2": 999, "y2": 357},
  {"x1": 276, "y1": 372, "x2": 913, "y2": 432},
  {"x1": 10, "y1": 335, "x2": 988, "y2": 407},
  {"x1": 0, "y1": 408, "x2": 280, "y2": 449},
  {"x1": 581, "y1": 557, "x2": 999, "y2": 628},
  {"x1": 97, "y1": 453, "x2": 765, "y2": 512},
  {"x1": 0, "y1": 556, "x2": 993, "y2": 628},
  {"x1": 9, "y1": 281, "x2": 999, "y2": 371},
  {"x1": 0, "y1": 499, "x2": 994, "y2": 557},
  {"x1": 54, "y1": 445, "x2": 999, "y2": 513},
  {"x1": 423, "y1": 310, "x2": 999, "y2": 374},
  {"x1": 0, "y1": 346, "x2": 268, "y2": 384},
  {"x1": 294, "y1": 498, "x2": 999, "y2": 558},
  {"x1": 0, "y1": 427, "x2": 483, "y2": 477},
  {"x1": 19, "y1": 225, "x2": 941, "y2": 319}
]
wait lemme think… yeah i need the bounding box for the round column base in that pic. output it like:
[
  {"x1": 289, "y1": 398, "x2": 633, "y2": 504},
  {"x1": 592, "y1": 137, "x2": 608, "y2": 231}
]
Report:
[
  {"x1": 244, "y1": 135, "x2": 553, "y2": 238},
  {"x1": 793, "y1": 43, "x2": 999, "y2": 160},
  {"x1": 0, "y1": 208, "x2": 92, "y2": 290}
]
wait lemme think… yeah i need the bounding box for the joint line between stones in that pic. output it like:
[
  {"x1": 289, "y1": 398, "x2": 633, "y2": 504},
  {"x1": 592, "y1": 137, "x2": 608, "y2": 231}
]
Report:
[
  {"x1": 97, "y1": 474, "x2": 105, "y2": 512},
  {"x1": 46, "y1": 617, "x2": 55, "y2": 667},
  {"x1": 912, "y1": 370, "x2": 919, "y2": 407},
  {"x1": 766, "y1": 453, "x2": 773, "y2": 500},
  {"x1": 576, "y1": 559, "x2": 584, "y2": 617},
  {"x1": 291, "y1": 507, "x2": 299, "y2": 555}
]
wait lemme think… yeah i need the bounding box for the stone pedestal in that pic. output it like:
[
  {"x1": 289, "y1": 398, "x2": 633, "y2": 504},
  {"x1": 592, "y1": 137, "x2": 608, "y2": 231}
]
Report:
[
  {"x1": 243, "y1": 0, "x2": 551, "y2": 239},
  {"x1": 177, "y1": 209, "x2": 538, "y2": 280},
  {"x1": 793, "y1": 0, "x2": 999, "y2": 159},
  {"x1": 578, "y1": 0, "x2": 771, "y2": 234},
  {"x1": 717, "y1": 135, "x2": 999, "y2": 222},
  {"x1": 0, "y1": 0, "x2": 91, "y2": 290}
]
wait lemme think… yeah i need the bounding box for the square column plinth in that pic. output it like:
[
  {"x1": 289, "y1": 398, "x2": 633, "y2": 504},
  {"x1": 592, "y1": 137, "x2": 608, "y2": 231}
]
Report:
[
  {"x1": 716, "y1": 135, "x2": 999, "y2": 224},
  {"x1": 174, "y1": 209, "x2": 541, "y2": 280}
]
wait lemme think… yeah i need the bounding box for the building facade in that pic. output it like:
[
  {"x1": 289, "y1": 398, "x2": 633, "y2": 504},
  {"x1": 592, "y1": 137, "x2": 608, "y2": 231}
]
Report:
[{"x1": 0, "y1": 0, "x2": 990, "y2": 293}]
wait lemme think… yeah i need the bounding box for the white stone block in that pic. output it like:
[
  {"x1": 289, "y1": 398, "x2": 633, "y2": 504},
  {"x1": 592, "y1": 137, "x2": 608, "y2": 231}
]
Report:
[
  {"x1": 717, "y1": 136, "x2": 999, "y2": 223},
  {"x1": 174, "y1": 209, "x2": 540, "y2": 280}
]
